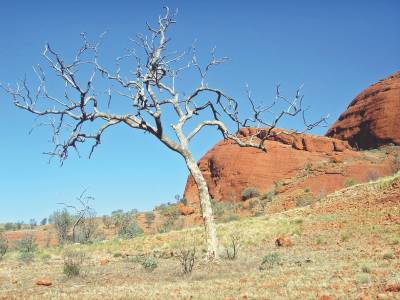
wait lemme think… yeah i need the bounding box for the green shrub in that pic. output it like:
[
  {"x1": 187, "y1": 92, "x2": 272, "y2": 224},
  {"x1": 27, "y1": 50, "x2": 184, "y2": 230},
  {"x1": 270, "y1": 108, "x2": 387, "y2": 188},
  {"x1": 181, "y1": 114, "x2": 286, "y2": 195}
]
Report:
[
  {"x1": 345, "y1": 178, "x2": 357, "y2": 187},
  {"x1": 40, "y1": 253, "x2": 52, "y2": 263},
  {"x1": 50, "y1": 209, "x2": 73, "y2": 245},
  {"x1": 221, "y1": 215, "x2": 240, "y2": 223},
  {"x1": 361, "y1": 265, "x2": 372, "y2": 273},
  {"x1": 241, "y1": 187, "x2": 259, "y2": 201},
  {"x1": 112, "y1": 209, "x2": 139, "y2": 234},
  {"x1": 118, "y1": 220, "x2": 144, "y2": 239},
  {"x1": 225, "y1": 234, "x2": 240, "y2": 260},
  {"x1": 176, "y1": 245, "x2": 196, "y2": 275},
  {"x1": 303, "y1": 163, "x2": 313, "y2": 177},
  {"x1": 392, "y1": 152, "x2": 400, "y2": 174},
  {"x1": 102, "y1": 215, "x2": 112, "y2": 229},
  {"x1": 340, "y1": 233, "x2": 351, "y2": 242},
  {"x1": 0, "y1": 233, "x2": 8, "y2": 260},
  {"x1": 157, "y1": 204, "x2": 180, "y2": 233},
  {"x1": 259, "y1": 252, "x2": 282, "y2": 270},
  {"x1": 73, "y1": 215, "x2": 98, "y2": 244},
  {"x1": 141, "y1": 257, "x2": 158, "y2": 272},
  {"x1": 16, "y1": 235, "x2": 37, "y2": 253},
  {"x1": 63, "y1": 250, "x2": 86, "y2": 277},
  {"x1": 296, "y1": 194, "x2": 313, "y2": 207},
  {"x1": 211, "y1": 199, "x2": 227, "y2": 218},
  {"x1": 19, "y1": 251, "x2": 35, "y2": 263},
  {"x1": 357, "y1": 273, "x2": 371, "y2": 285},
  {"x1": 4, "y1": 223, "x2": 15, "y2": 231},
  {"x1": 113, "y1": 252, "x2": 122, "y2": 258},
  {"x1": 16, "y1": 235, "x2": 37, "y2": 263},
  {"x1": 316, "y1": 236, "x2": 327, "y2": 245},
  {"x1": 260, "y1": 182, "x2": 281, "y2": 203},
  {"x1": 293, "y1": 218, "x2": 304, "y2": 225},
  {"x1": 144, "y1": 212, "x2": 155, "y2": 229}
]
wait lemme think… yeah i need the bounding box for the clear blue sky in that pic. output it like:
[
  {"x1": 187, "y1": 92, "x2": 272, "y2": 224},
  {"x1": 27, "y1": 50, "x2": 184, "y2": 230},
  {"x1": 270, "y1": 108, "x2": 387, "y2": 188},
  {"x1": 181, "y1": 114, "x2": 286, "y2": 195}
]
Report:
[{"x1": 0, "y1": 1, "x2": 399, "y2": 222}]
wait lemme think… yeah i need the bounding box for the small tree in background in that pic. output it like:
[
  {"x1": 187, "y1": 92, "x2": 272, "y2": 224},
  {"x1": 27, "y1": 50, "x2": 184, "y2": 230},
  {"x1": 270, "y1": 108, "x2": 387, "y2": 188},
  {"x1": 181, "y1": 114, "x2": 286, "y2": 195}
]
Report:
[
  {"x1": 15, "y1": 222, "x2": 23, "y2": 230},
  {"x1": 16, "y1": 234, "x2": 37, "y2": 263},
  {"x1": 144, "y1": 211, "x2": 156, "y2": 230},
  {"x1": 58, "y1": 190, "x2": 98, "y2": 244},
  {"x1": 2, "y1": 7, "x2": 327, "y2": 260},
  {"x1": 29, "y1": 218, "x2": 37, "y2": 229},
  {"x1": 40, "y1": 218, "x2": 47, "y2": 226},
  {"x1": 0, "y1": 233, "x2": 8, "y2": 260},
  {"x1": 111, "y1": 209, "x2": 143, "y2": 239},
  {"x1": 241, "y1": 187, "x2": 259, "y2": 201},
  {"x1": 4, "y1": 223, "x2": 15, "y2": 231},
  {"x1": 102, "y1": 215, "x2": 112, "y2": 229},
  {"x1": 50, "y1": 209, "x2": 73, "y2": 245}
]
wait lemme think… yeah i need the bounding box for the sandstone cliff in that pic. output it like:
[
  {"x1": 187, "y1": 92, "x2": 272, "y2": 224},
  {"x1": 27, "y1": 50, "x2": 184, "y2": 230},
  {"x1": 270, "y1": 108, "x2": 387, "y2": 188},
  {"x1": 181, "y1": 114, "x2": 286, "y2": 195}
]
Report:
[
  {"x1": 183, "y1": 128, "x2": 397, "y2": 206},
  {"x1": 326, "y1": 71, "x2": 400, "y2": 149}
]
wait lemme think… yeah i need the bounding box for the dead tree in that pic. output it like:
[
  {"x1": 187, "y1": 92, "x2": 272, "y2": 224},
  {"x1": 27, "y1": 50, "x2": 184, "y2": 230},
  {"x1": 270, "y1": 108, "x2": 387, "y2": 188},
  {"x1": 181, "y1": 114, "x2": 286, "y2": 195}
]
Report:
[
  {"x1": 1, "y1": 7, "x2": 327, "y2": 260},
  {"x1": 58, "y1": 190, "x2": 97, "y2": 244}
]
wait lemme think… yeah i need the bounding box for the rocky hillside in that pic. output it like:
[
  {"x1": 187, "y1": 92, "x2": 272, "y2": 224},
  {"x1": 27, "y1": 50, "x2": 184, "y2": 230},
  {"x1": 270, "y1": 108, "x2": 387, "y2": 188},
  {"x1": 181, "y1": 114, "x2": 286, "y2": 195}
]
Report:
[
  {"x1": 326, "y1": 71, "x2": 400, "y2": 149},
  {"x1": 183, "y1": 71, "x2": 400, "y2": 209},
  {"x1": 183, "y1": 128, "x2": 399, "y2": 208}
]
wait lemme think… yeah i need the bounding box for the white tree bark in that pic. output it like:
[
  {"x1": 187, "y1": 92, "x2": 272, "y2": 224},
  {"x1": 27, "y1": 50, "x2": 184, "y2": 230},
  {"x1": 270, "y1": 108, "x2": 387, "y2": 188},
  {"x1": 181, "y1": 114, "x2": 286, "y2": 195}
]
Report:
[{"x1": 183, "y1": 152, "x2": 219, "y2": 260}]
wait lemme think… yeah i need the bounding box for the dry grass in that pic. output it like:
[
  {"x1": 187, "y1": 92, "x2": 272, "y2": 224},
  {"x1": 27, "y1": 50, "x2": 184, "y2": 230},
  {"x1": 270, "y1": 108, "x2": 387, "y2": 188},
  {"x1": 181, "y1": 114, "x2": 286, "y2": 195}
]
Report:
[{"x1": 0, "y1": 173, "x2": 399, "y2": 299}]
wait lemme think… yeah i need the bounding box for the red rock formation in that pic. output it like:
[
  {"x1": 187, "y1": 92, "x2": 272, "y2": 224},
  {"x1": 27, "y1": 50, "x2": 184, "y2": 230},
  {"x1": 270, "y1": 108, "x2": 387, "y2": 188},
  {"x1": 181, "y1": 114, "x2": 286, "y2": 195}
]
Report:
[
  {"x1": 36, "y1": 279, "x2": 52, "y2": 286},
  {"x1": 275, "y1": 237, "x2": 293, "y2": 247},
  {"x1": 183, "y1": 128, "x2": 397, "y2": 206},
  {"x1": 178, "y1": 203, "x2": 195, "y2": 216},
  {"x1": 326, "y1": 71, "x2": 400, "y2": 149}
]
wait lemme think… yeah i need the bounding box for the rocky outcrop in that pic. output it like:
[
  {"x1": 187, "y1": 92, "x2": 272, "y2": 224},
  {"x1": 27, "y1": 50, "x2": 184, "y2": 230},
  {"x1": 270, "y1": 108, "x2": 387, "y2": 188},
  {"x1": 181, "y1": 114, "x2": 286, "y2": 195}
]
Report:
[
  {"x1": 326, "y1": 71, "x2": 400, "y2": 149},
  {"x1": 183, "y1": 128, "x2": 397, "y2": 205}
]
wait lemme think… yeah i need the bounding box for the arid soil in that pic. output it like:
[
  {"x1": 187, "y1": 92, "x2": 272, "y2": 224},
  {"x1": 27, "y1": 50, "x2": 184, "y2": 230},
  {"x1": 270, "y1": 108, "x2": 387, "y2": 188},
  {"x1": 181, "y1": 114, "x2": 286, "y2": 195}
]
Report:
[{"x1": 1, "y1": 173, "x2": 399, "y2": 299}]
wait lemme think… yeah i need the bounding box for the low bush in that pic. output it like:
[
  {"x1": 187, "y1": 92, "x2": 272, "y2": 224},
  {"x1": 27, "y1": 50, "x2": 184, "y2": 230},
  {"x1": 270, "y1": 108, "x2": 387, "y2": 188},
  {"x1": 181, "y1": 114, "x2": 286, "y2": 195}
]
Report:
[
  {"x1": 175, "y1": 240, "x2": 196, "y2": 275},
  {"x1": 225, "y1": 234, "x2": 240, "y2": 260},
  {"x1": 141, "y1": 257, "x2": 158, "y2": 272},
  {"x1": 19, "y1": 251, "x2": 35, "y2": 263},
  {"x1": 221, "y1": 215, "x2": 240, "y2": 223},
  {"x1": 16, "y1": 235, "x2": 37, "y2": 263},
  {"x1": 345, "y1": 178, "x2": 358, "y2": 187},
  {"x1": 241, "y1": 187, "x2": 259, "y2": 201},
  {"x1": 367, "y1": 170, "x2": 380, "y2": 181},
  {"x1": 130, "y1": 254, "x2": 158, "y2": 272},
  {"x1": 50, "y1": 209, "x2": 73, "y2": 245},
  {"x1": 340, "y1": 233, "x2": 351, "y2": 242},
  {"x1": 63, "y1": 250, "x2": 86, "y2": 277},
  {"x1": 296, "y1": 193, "x2": 313, "y2": 207},
  {"x1": 357, "y1": 273, "x2": 371, "y2": 285},
  {"x1": 316, "y1": 236, "x2": 327, "y2": 245},
  {"x1": 118, "y1": 220, "x2": 144, "y2": 239},
  {"x1": 39, "y1": 252, "x2": 52, "y2": 263},
  {"x1": 102, "y1": 215, "x2": 112, "y2": 229},
  {"x1": 156, "y1": 204, "x2": 180, "y2": 233},
  {"x1": 211, "y1": 199, "x2": 230, "y2": 219},
  {"x1": 259, "y1": 252, "x2": 282, "y2": 270},
  {"x1": 144, "y1": 212, "x2": 155, "y2": 229},
  {"x1": 392, "y1": 152, "x2": 400, "y2": 174},
  {"x1": 361, "y1": 265, "x2": 372, "y2": 273},
  {"x1": 113, "y1": 252, "x2": 122, "y2": 258},
  {"x1": 0, "y1": 233, "x2": 8, "y2": 260}
]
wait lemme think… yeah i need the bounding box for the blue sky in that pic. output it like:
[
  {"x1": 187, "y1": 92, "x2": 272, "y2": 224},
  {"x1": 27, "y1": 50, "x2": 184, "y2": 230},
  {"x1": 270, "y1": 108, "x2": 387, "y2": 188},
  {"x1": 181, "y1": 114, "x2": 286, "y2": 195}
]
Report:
[{"x1": 0, "y1": 0, "x2": 399, "y2": 222}]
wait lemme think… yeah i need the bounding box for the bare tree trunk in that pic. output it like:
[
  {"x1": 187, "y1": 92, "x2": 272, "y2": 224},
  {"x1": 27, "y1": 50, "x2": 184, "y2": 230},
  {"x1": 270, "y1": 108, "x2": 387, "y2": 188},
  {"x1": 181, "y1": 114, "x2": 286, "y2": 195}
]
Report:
[{"x1": 183, "y1": 152, "x2": 219, "y2": 260}]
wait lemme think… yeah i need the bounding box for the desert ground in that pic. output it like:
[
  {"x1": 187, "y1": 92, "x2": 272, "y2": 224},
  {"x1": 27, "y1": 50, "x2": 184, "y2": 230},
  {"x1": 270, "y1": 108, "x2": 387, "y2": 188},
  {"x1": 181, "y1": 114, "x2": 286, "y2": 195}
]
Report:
[{"x1": 0, "y1": 173, "x2": 399, "y2": 300}]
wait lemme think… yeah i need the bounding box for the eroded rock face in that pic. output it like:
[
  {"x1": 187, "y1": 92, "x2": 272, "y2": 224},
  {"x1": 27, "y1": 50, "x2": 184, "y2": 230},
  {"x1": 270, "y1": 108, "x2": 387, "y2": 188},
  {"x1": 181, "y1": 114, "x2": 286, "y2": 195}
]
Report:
[
  {"x1": 183, "y1": 128, "x2": 397, "y2": 205},
  {"x1": 326, "y1": 72, "x2": 400, "y2": 149}
]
